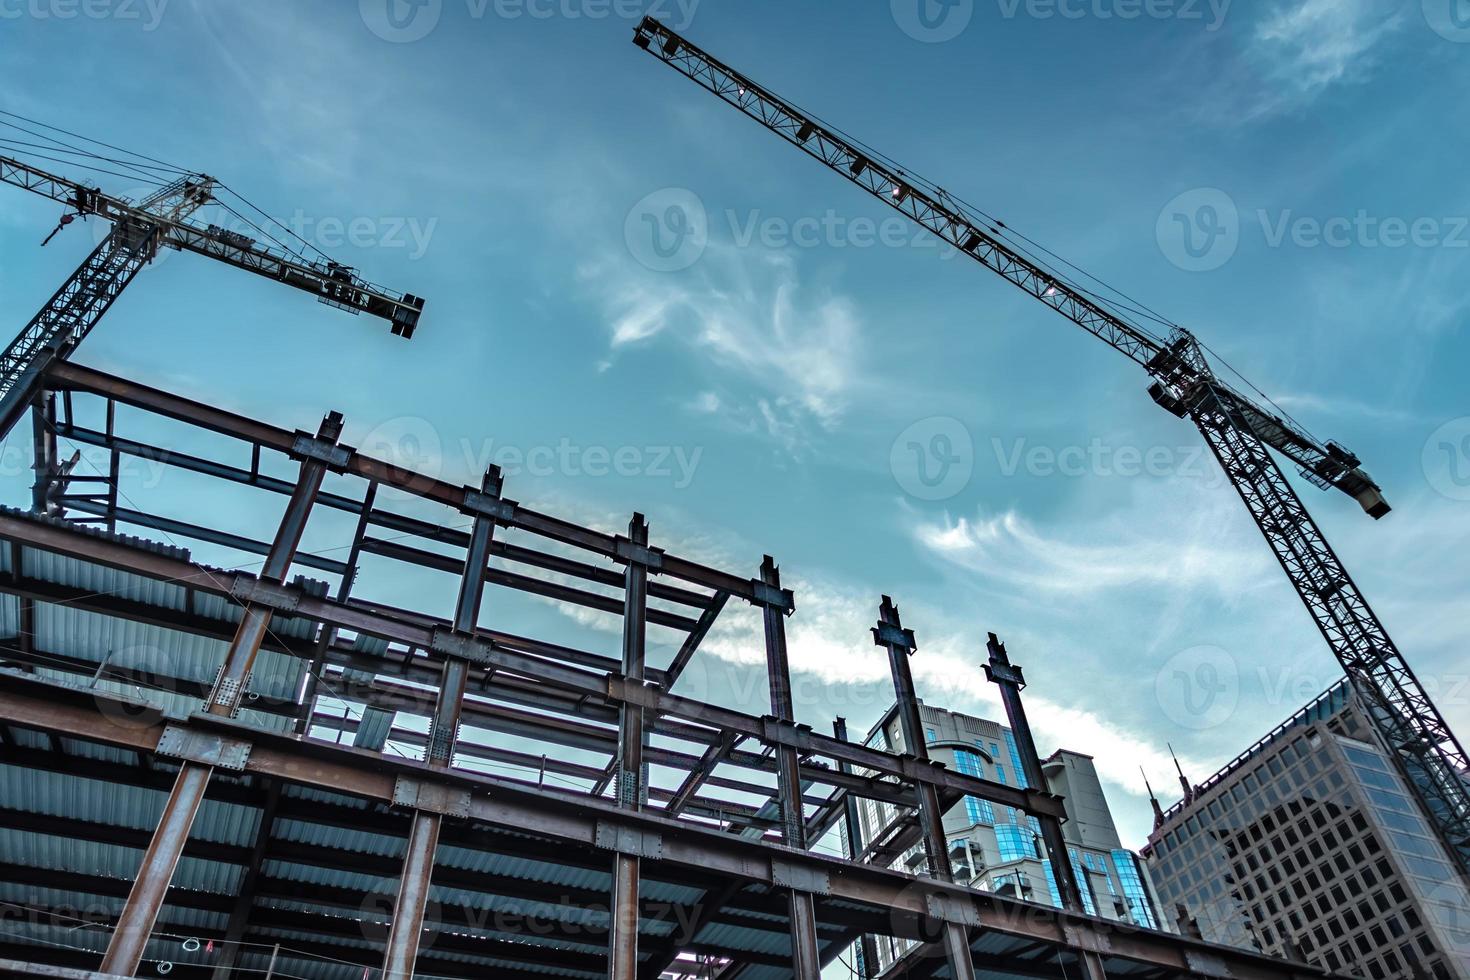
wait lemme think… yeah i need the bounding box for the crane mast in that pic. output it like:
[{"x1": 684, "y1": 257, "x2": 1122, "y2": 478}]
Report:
[
  {"x1": 631, "y1": 17, "x2": 1470, "y2": 880},
  {"x1": 0, "y1": 153, "x2": 425, "y2": 435}
]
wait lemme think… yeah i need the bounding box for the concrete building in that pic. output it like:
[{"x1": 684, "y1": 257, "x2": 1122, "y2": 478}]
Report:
[
  {"x1": 1142, "y1": 680, "x2": 1470, "y2": 980},
  {"x1": 852, "y1": 700, "x2": 1166, "y2": 973}
]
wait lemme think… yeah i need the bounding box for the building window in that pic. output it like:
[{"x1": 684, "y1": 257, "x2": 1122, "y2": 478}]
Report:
[
  {"x1": 996, "y1": 824, "x2": 1038, "y2": 863},
  {"x1": 954, "y1": 749, "x2": 995, "y2": 825},
  {"x1": 1004, "y1": 730, "x2": 1030, "y2": 789},
  {"x1": 1111, "y1": 849, "x2": 1161, "y2": 930}
]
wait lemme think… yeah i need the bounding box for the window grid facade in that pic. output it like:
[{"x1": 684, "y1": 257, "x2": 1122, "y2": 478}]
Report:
[
  {"x1": 1143, "y1": 682, "x2": 1470, "y2": 980},
  {"x1": 854, "y1": 700, "x2": 1166, "y2": 974}
]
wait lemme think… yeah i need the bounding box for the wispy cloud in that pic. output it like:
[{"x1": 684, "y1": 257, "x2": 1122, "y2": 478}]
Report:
[
  {"x1": 1251, "y1": 0, "x2": 1404, "y2": 112},
  {"x1": 582, "y1": 246, "x2": 863, "y2": 455},
  {"x1": 912, "y1": 500, "x2": 1269, "y2": 598}
]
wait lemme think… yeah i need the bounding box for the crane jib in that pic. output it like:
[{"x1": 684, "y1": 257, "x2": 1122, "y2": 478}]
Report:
[
  {"x1": 631, "y1": 16, "x2": 1388, "y2": 520},
  {"x1": 631, "y1": 17, "x2": 1470, "y2": 883}
]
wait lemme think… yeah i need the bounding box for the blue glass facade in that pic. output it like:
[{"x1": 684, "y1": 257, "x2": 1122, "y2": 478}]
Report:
[
  {"x1": 1004, "y1": 729, "x2": 1029, "y2": 789},
  {"x1": 1112, "y1": 849, "x2": 1161, "y2": 929},
  {"x1": 954, "y1": 749, "x2": 996, "y2": 825}
]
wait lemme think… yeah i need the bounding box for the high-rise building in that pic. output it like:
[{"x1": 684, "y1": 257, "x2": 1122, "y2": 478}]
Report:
[
  {"x1": 850, "y1": 700, "x2": 1166, "y2": 973},
  {"x1": 1142, "y1": 680, "x2": 1470, "y2": 980}
]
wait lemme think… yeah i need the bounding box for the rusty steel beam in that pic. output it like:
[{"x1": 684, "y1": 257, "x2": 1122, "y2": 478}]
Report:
[
  {"x1": 382, "y1": 467, "x2": 500, "y2": 980},
  {"x1": 759, "y1": 556, "x2": 821, "y2": 980},
  {"x1": 873, "y1": 596, "x2": 977, "y2": 980},
  {"x1": 608, "y1": 514, "x2": 651, "y2": 980},
  {"x1": 663, "y1": 589, "x2": 728, "y2": 686},
  {"x1": 0, "y1": 506, "x2": 1053, "y2": 819},
  {"x1": 98, "y1": 411, "x2": 343, "y2": 976},
  {"x1": 0, "y1": 673, "x2": 1352, "y2": 980},
  {"x1": 44, "y1": 360, "x2": 791, "y2": 611}
]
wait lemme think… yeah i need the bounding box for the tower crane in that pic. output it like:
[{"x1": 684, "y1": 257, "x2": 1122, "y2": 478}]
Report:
[
  {"x1": 631, "y1": 17, "x2": 1470, "y2": 881},
  {"x1": 0, "y1": 144, "x2": 424, "y2": 438}
]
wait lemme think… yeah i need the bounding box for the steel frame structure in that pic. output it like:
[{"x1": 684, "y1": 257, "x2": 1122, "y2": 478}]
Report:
[
  {"x1": 629, "y1": 16, "x2": 1470, "y2": 880},
  {"x1": 0, "y1": 359, "x2": 1350, "y2": 980}
]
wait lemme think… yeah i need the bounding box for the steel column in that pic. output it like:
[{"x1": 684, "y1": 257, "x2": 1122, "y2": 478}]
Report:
[
  {"x1": 99, "y1": 413, "x2": 342, "y2": 976},
  {"x1": 382, "y1": 467, "x2": 500, "y2": 980},
  {"x1": 983, "y1": 633, "x2": 1087, "y2": 912},
  {"x1": 985, "y1": 633, "x2": 1107, "y2": 980},
  {"x1": 872, "y1": 597, "x2": 977, "y2": 980},
  {"x1": 609, "y1": 514, "x2": 651, "y2": 980},
  {"x1": 760, "y1": 557, "x2": 821, "y2": 980},
  {"x1": 834, "y1": 717, "x2": 880, "y2": 979}
]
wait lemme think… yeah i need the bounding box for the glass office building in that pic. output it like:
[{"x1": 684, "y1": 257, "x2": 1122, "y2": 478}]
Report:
[
  {"x1": 1143, "y1": 680, "x2": 1470, "y2": 980},
  {"x1": 850, "y1": 700, "x2": 1166, "y2": 974}
]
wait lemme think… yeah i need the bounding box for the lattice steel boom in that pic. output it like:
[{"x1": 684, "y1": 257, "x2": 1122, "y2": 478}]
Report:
[
  {"x1": 631, "y1": 16, "x2": 1470, "y2": 878},
  {"x1": 0, "y1": 154, "x2": 425, "y2": 434}
]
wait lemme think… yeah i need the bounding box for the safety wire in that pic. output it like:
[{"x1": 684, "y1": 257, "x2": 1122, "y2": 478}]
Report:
[{"x1": 0, "y1": 110, "x2": 337, "y2": 272}]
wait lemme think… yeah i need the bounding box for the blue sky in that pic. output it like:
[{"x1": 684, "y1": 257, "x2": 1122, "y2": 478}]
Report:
[{"x1": 4, "y1": 0, "x2": 1470, "y2": 853}]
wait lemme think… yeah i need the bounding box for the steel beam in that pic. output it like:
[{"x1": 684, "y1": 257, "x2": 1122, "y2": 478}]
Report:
[
  {"x1": 835, "y1": 717, "x2": 881, "y2": 979},
  {"x1": 873, "y1": 596, "x2": 976, "y2": 980},
  {"x1": 759, "y1": 557, "x2": 821, "y2": 980},
  {"x1": 97, "y1": 411, "x2": 341, "y2": 977},
  {"x1": 44, "y1": 360, "x2": 791, "y2": 611},
  {"x1": 985, "y1": 633, "x2": 1107, "y2": 980},
  {"x1": 609, "y1": 514, "x2": 651, "y2": 980},
  {"x1": 382, "y1": 467, "x2": 500, "y2": 980}
]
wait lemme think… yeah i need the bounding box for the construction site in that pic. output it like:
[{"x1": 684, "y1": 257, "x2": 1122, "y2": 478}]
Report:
[{"x1": 0, "y1": 8, "x2": 1467, "y2": 980}]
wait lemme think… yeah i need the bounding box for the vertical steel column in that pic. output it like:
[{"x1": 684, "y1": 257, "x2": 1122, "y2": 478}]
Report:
[
  {"x1": 609, "y1": 514, "x2": 650, "y2": 980},
  {"x1": 295, "y1": 480, "x2": 378, "y2": 734},
  {"x1": 382, "y1": 467, "x2": 500, "y2": 980},
  {"x1": 985, "y1": 633, "x2": 1107, "y2": 980},
  {"x1": 29, "y1": 393, "x2": 59, "y2": 516},
  {"x1": 100, "y1": 412, "x2": 343, "y2": 976},
  {"x1": 759, "y1": 557, "x2": 821, "y2": 980},
  {"x1": 872, "y1": 597, "x2": 977, "y2": 980},
  {"x1": 833, "y1": 718, "x2": 880, "y2": 979}
]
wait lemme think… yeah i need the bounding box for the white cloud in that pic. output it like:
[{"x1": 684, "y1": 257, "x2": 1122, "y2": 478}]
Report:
[
  {"x1": 1252, "y1": 0, "x2": 1403, "y2": 110},
  {"x1": 912, "y1": 499, "x2": 1269, "y2": 597},
  {"x1": 583, "y1": 246, "x2": 863, "y2": 452}
]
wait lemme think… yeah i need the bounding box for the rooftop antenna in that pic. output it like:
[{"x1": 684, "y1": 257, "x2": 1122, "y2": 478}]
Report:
[
  {"x1": 1168, "y1": 743, "x2": 1194, "y2": 805},
  {"x1": 1142, "y1": 766, "x2": 1166, "y2": 829}
]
